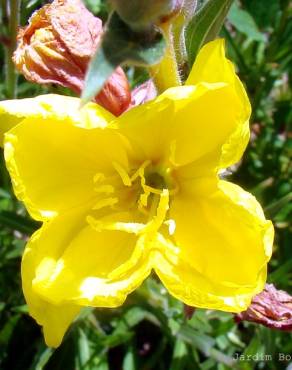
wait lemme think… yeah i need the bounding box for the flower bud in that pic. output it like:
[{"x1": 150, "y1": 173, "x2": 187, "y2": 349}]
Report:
[
  {"x1": 110, "y1": 0, "x2": 183, "y2": 30},
  {"x1": 235, "y1": 284, "x2": 292, "y2": 331},
  {"x1": 130, "y1": 79, "x2": 157, "y2": 108},
  {"x1": 96, "y1": 67, "x2": 131, "y2": 116},
  {"x1": 13, "y1": 0, "x2": 131, "y2": 116},
  {"x1": 184, "y1": 304, "x2": 196, "y2": 319}
]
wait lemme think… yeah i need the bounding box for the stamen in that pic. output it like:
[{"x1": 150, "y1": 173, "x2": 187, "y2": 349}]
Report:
[
  {"x1": 156, "y1": 232, "x2": 180, "y2": 255},
  {"x1": 130, "y1": 160, "x2": 151, "y2": 182},
  {"x1": 164, "y1": 219, "x2": 176, "y2": 235},
  {"x1": 93, "y1": 173, "x2": 106, "y2": 183},
  {"x1": 87, "y1": 190, "x2": 169, "y2": 237},
  {"x1": 94, "y1": 185, "x2": 115, "y2": 194},
  {"x1": 139, "y1": 192, "x2": 149, "y2": 208},
  {"x1": 92, "y1": 197, "x2": 118, "y2": 210},
  {"x1": 112, "y1": 161, "x2": 132, "y2": 186},
  {"x1": 143, "y1": 184, "x2": 162, "y2": 195},
  {"x1": 143, "y1": 189, "x2": 169, "y2": 236},
  {"x1": 87, "y1": 215, "x2": 144, "y2": 234},
  {"x1": 138, "y1": 167, "x2": 150, "y2": 208},
  {"x1": 108, "y1": 235, "x2": 148, "y2": 280}
]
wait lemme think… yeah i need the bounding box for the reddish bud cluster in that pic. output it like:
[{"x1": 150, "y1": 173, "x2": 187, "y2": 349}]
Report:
[
  {"x1": 13, "y1": 0, "x2": 131, "y2": 116},
  {"x1": 235, "y1": 284, "x2": 292, "y2": 331}
]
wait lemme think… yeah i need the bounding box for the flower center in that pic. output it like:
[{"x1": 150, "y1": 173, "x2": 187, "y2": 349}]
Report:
[
  {"x1": 126, "y1": 161, "x2": 178, "y2": 216},
  {"x1": 87, "y1": 160, "x2": 178, "y2": 238},
  {"x1": 145, "y1": 171, "x2": 166, "y2": 190}
]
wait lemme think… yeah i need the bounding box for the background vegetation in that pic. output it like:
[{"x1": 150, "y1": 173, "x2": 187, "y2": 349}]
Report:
[{"x1": 0, "y1": 0, "x2": 291, "y2": 369}]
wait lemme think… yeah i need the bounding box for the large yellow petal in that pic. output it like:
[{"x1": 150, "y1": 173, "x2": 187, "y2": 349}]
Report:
[
  {"x1": 186, "y1": 39, "x2": 241, "y2": 86},
  {"x1": 0, "y1": 113, "x2": 20, "y2": 147},
  {"x1": 4, "y1": 114, "x2": 128, "y2": 221},
  {"x1": 30, "y1": 211, "x2": 151, "y2": 307},
  {"x1": 186, "y1": 39, "x2": 251, "y2": 169},
  {"x1": 154, "y1": 180, "x2": 273, "y2": 312},
  {"x1": 117, "y1": 82, "x2": 248, "y2": 172},
  {"x1": 0, "y1": 94, "x2": 114, "y2": 146},
  {"x1": 21, "y1": 206, "x2": 89, "y2": 347}
]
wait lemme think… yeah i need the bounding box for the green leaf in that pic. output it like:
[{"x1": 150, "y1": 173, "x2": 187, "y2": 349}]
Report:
[
  {"x1": 170, "y1": 338, "x2": 188, "y2": 370},
  {"x1": 0, "y1": 210, "x2": 40, "y2": 234},
  {"x1": 228, "y1": 2, "x2": 265, "y2": 42},
  {"x1": 83, "y1": 0, "x2": 103, "y2": 14},
  {"x1": 242, "y1": 0, "x2": 281, "y2": 30},
  {"x1": 264, "y1": 192, "x2": 292, "y2": 218},
  {"x1": 123, "y1": 346, "x2": 136, "y2": 370},
  {"x1": 0, "y1": 188, "x2": 11, "y2": 198},
  {"x1": 185, "y1": 0, "x2": 234, "y2": 66},
  {"x1": 177, "y1": 325, "x2": 236, "y2": 368},
  {"x1": 33, "y1": 348, "x2": 54, "y2": 370},
  {"x1": 269, "y1": 259, "x2": 292, "y2": 284},
  {"x1": 96, "y1": 357, "x2": 109, "y2": 370},
  {"x1": 243, "y1": 336, "x2": 262, "y2": 358},
  {"x1": 0, "y1": 314, "x2": 20, "y2": 345},
  {"x1": 77, "y1": 328, "x2": 91, "y2": 368},
  {"x1": 82, "y1": 12, "x2": 166, "y2": 104},
  {"x1": 177, "y1": 324, "x2": 215, "y2": 356}
]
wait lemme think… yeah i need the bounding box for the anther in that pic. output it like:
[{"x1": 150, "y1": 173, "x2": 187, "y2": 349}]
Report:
[{"x1": 112, "y1": 161, "x2": 132, "y2": 186}]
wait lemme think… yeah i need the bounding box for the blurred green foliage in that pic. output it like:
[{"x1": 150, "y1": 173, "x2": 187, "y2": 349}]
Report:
[{"x1": 0, "y1": 0, "x2": 291, "y2": 369}]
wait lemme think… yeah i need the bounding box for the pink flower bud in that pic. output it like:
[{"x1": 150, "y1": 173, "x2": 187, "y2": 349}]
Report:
[
  {"x1": 95, "y1": 67, "x2": 131, "y2": 116},
  {"x1": 235, "y1": 284, "x2": 292, "y2": 331},
  {"x1": 129, "y1": 79, "x2": 157, "y2": 108},
  {"x1": 13, "y1": 0, "x2": 131, "y2": 116}
]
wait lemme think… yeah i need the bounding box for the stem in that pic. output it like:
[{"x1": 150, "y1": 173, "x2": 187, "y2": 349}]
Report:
[
  {"x1": 172, "y1": 13, "x2": 187, "y2": 66},
  {"x1": 173, "y1": 0, "x2": 197, "y2": 61},
  {"x1": 1, "y1": 0, "x2": 8, "y2": 22},
  {"x1": 5, "y1": 0, "x2": 21, "y2": 98},
  {"x1": 172, "y1": 1, "x2": 198, "y2": 82},
  {"x1": 148, "y1": 23, "x2": 181, "y2": 93}
]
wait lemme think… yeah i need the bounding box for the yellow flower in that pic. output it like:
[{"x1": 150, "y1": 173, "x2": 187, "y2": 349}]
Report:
[{"x1": 0, "y1": 39, "x2": 273, "y2": 347}]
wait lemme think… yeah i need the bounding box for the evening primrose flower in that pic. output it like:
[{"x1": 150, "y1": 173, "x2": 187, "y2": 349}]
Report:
[{"x1": 0, "y1": 39, "x2": 273, "y2": 347}]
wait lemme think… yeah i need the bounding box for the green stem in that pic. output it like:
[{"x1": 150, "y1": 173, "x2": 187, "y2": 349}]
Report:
[
  {"x1": 148, "y1": 23, "x2": 181, "y2": 93},
  {"x1": 1, "y1": 0, "x2": 8, "y2": 22},
  {"x1": 172, "y1": 13, "x2": 187, "y2": 67},
  {"x1": 6, "y1": 0, "x2": 21, "y2": 98},
  {"x1": 172, "y1": 1, "x2": 198, "y2": 82},
  {"x1": 172, "y1": 0, "x2": 197, "y2": 65}
]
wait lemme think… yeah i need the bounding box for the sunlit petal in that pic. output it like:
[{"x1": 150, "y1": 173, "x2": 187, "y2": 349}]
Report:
[
  {"x1": 4, "y1": 114, "x2": 127, "y2": 220},
  {"x1": 155, "y1": 180, "x2": 273, "y2": 311},
  {"x1": 0, "y1": 94, "x2": 114, "y2": 146}
]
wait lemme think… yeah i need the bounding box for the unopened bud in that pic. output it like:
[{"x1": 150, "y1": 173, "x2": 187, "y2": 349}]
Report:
[
  {"x1": 96, "y1": 67, "x2": 131, "y2": 116},
  {"x1": 235, "y1": 284, "x2": 292, "y2": 331},
  {"x1": 130, "y1": 80, "x2": 157, "y2": 108},
  {"x1": 184, "y1": 304, "x2": 196, "y2": 320},
  {"x1": 13, "y1": 0, "x2": 131, "y2": 116},
  {"x1": 110, "y1": 0, "x2": 183, "y2": 30}
]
